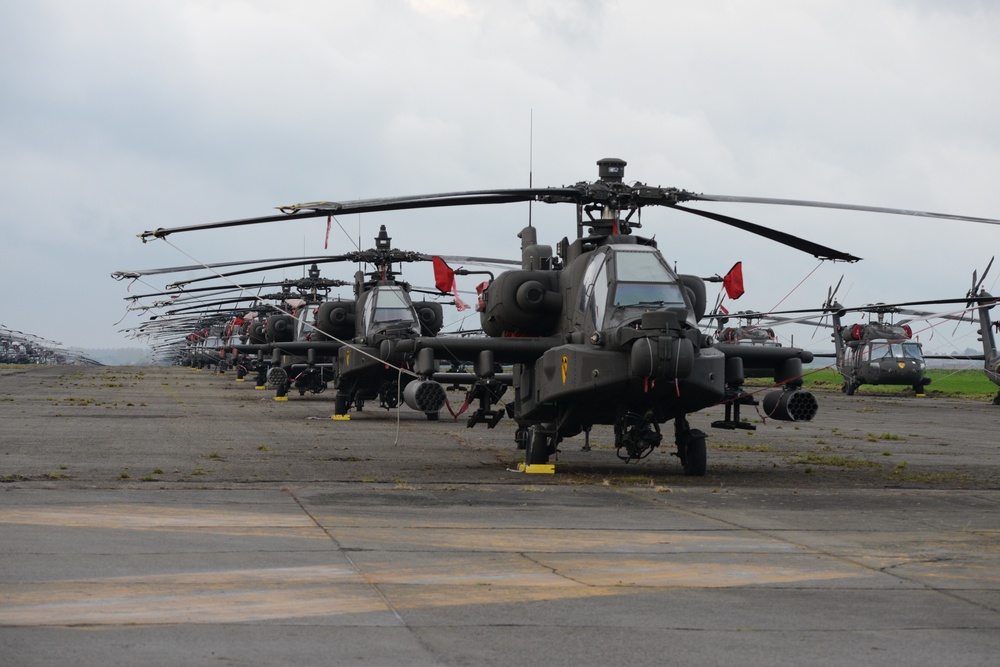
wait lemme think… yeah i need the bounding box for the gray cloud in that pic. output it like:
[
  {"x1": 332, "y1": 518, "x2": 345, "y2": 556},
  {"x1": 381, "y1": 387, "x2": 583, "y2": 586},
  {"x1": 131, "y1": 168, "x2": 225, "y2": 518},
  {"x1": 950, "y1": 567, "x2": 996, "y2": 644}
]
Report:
[{"x1": 2, "y1": 0, "x2": 998, "y2": 354}]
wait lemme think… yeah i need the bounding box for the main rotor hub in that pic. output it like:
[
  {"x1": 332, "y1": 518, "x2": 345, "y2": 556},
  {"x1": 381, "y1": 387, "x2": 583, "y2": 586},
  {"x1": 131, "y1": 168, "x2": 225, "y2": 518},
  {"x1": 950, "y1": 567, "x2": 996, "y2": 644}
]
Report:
[
  {"x1": 597, "y1": 158, "x2": 627, "y2": 183},
  {"x1": 375, "y1": 225, "x2": 392, "y2": 250}
]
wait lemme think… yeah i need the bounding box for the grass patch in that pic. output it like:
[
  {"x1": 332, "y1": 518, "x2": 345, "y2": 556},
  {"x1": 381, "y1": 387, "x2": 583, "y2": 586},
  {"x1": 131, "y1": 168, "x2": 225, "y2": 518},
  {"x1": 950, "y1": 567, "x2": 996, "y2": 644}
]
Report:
[
  {"x1": 801, "y1": 368, "x2": 997, "y2": 399},
  {"x1": 867, "y1": 432, "x2": 903, "y2": 442},
  {"x1": 886, "y1": 462, "x2": 970, "y2": 484},
  {"x1": 792, "y1": 453, "x2": 878, "y2": 469},
  {"x1": 713, "y1": 443, "x2": 776, "y2": 453}
]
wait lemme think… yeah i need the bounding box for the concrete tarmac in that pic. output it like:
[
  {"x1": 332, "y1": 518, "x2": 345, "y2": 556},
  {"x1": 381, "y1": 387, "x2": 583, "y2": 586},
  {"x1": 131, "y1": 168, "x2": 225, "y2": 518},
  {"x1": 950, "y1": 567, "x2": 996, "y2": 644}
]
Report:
[{"x1": 1, "y1": 365, "x2": 999, "y2": 665}]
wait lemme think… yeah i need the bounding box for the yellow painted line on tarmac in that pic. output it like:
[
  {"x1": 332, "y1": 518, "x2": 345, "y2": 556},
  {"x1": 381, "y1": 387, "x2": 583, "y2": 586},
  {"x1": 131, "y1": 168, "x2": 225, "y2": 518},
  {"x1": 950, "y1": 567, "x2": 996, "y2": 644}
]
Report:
[
  {"x1": 346, "y1": 552, "x2": 868, "y2": 589},
  {"x1": 325, "y1": 526, "x2": 797, "y2": 554},
  {"x1": 535, "y1": 555, "x2": 868, "y2": 588},
  {"x1": 0, "y1": 505, "x2": 326, "y2": 539},
  {"x1": 0, "y1": 566, "x2": 389, "y2": 625}
]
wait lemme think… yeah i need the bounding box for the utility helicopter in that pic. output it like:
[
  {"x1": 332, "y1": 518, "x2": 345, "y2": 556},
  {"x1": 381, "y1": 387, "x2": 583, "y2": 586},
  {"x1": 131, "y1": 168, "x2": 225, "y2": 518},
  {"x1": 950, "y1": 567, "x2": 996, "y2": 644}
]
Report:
[
  {"x1": 961, "y1": 260, "x2": 1000, "y2": 404},
  {"x1": 138, "y1": 157, "x2": 1000, "y2": 474},
  {"x1": 897, "y1": 258, "x2": 1000, "y2": 404},
  {"x1": 821, "y1": 279, "x2": 931, "y2": 396}
]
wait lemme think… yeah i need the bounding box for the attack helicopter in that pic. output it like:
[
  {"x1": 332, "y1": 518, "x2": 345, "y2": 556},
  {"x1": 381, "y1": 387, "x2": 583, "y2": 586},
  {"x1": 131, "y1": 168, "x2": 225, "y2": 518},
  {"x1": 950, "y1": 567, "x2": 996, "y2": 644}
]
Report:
[
  {"x1": 142, "y1": 225, "x2": 511, "y2": 419},
  {"x1": 1, "y1": 326, "x2": 102, "y2": 365},
  {"x1": 251, "y1": 226, "x2": 453, "y2": 416},
  {"x1": 138, "y1": 157, "x2": 1000, "y2": 475}
]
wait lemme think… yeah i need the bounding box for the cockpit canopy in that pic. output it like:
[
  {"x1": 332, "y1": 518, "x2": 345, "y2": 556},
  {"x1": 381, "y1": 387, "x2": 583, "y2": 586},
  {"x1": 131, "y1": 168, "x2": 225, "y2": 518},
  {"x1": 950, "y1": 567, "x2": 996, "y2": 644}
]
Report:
[
  {"x1": 362, "y1": 286, "x2": 419, "y2": 337},
  {"x1": 579, "y1": 246, "x2": 688, "y2": 329},
  {"x1": 868, "y1": 340, "x2": 924, "y2": 361}
]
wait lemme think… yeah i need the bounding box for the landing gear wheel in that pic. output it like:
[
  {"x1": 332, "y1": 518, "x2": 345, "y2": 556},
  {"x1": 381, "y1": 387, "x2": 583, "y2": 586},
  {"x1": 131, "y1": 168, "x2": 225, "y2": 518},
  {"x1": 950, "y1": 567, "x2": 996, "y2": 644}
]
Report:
[
  {"x1": 334, "y1": 393, "x2": 351, "y2": 416},
  {"x1": 425, "y1": 411, "x2": 439, "y2": 421},
  {"x1": 845, "y1": 381, "x2": 856, "y2": 396},
  {"x1": 912, "y1": 382, "x2": 924, "y2": 395},
  {"x1": 681, "y1": 430, "x2": 707, "y2": 477},
  {"x1": 525, "y1": 427, "x2": 551, "y2": 465}
]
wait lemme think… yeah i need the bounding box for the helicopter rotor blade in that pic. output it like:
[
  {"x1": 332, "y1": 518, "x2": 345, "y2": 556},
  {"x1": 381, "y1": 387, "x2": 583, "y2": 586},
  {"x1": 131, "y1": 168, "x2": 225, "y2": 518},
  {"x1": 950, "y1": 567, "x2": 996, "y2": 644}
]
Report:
[
  {"x1": 673, "y1": 205, "x2": 861, "y2": 262},
  {"x1": 975, "y1": 256, "x2": 994, "y2": 294},
  {"x1": 134, "y1": 174, "x2": 1000, "y2": 269},
  {"x1": 688, "y1": 193, "x2": 1000, "y2": 226},
  {"x1": 831, "y1": 274, "x2": 844, "y2": 303},
  {"x1": 111, "y1": 255, "x2": 339, "y2": 280},
  {"x1": 138, "y1": 190, "x2": 553, "y2": 241},
  {"x1": 166, "y1": 256, "x2": 354, "y2": 288}
]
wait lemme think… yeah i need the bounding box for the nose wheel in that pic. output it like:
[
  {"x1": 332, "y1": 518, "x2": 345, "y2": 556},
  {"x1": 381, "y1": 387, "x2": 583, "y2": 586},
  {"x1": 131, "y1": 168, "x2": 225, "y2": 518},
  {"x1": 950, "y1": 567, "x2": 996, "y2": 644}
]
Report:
[
  {"x1": 525, "y1": 426, "x2": 557, "y2": 465},
  {"x1": 675, "y1": 418, "x2": 707, "y2": 476}
]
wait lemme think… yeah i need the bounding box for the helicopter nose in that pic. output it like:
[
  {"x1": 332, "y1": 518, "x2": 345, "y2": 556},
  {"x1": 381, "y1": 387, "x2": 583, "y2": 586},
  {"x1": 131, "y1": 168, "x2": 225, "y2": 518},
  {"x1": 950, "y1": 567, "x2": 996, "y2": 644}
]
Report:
[{"x1": 629, "y1": 335, "x2": 695, "y2": 380}]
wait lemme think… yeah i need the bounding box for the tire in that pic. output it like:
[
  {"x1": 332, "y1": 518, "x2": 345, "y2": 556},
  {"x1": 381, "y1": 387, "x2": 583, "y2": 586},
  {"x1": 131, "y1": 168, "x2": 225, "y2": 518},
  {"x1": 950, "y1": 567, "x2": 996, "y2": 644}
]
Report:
[
  {"x1": 525, "y1": 427, "x2": 551, "y2": 465},
  {"x1": 682, "y1": 430, "x2": 707, "y2": 477}
]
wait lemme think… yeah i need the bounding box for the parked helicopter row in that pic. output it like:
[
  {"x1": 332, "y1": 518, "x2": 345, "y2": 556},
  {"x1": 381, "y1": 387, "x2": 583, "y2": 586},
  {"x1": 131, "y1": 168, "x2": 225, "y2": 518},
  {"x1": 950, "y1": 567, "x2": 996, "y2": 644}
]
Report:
[
  {"x1": 117, "y1": 158, "x2": 1000, "y2": 474},
  {"x1": 1, "y1": 325, "x2": 103, "y2": 365}
]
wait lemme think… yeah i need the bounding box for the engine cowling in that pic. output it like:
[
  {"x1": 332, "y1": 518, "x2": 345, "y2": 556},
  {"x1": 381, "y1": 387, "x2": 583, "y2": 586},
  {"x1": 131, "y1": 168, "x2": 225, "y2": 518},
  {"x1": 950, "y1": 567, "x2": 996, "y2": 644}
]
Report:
[
  {"x1": 313, "y1": 300, "x2": 355, "y2": 341},
  {"x1": 248, "y1": 320, "x2": 267, "y2": 344},
  {"x1": 265, "y1": 315, "x2": 294, "y2": 343},
  {"x1": 413, "y1": 301, "x2": 444, "y2": 336},
  {"x1": 678, "y1": 274, "x2": 707, "y2": 322},
  {"x1": 480, "y1": 270, "x2": 562, "y2": 337}
]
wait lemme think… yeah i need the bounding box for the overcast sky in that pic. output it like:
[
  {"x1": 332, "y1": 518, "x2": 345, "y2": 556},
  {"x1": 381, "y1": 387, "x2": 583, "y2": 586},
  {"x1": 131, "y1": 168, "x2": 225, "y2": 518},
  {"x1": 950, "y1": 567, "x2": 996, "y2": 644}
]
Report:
[{"x1": 2, "y1": 0, "x2": 999, "y2": 355}]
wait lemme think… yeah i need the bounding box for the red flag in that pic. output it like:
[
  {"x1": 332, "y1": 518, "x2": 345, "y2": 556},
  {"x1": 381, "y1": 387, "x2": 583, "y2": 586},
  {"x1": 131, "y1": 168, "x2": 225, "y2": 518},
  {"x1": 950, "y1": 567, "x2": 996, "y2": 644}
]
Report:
[
  {"x1": 722, "y1": 262, "x2": 744, "y2": 300},
  {"x1": 432, "y1": 256, "x2": 455, "y2": 294},
  {"x1": 432, "y1": 256, "x2": 470, "y2": 311}
]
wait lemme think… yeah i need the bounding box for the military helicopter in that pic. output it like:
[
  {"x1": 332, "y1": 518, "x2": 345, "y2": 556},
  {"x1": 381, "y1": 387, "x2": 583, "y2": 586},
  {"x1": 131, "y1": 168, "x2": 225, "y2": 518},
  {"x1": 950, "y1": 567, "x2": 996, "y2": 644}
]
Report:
[
  {"x1": 822, "y1": 278, "x2": 930, "y2": 395},
  {"x1": 138, "y1": 157, "x2": 1000, "y2": 474},
  {"x1": 962, "y1": 260, "x2": 1000, "y2": 404},
  {"x1": 1, "y1": 326, "x2": 103, "y2": 365},
  {"x1": 137, "y1": 226, "x2": 509, "y2": 418},
  {"x1": 900, "y1": 259, "x2": 1000, "y2": 404}
]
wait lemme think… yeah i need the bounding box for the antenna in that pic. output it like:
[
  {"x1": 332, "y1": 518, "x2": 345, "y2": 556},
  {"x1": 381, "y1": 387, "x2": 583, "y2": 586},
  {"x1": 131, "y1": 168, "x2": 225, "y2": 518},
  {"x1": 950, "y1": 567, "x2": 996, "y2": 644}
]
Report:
[{"x1": 528, "y1": 109, "x2": 533, "y2": 228}]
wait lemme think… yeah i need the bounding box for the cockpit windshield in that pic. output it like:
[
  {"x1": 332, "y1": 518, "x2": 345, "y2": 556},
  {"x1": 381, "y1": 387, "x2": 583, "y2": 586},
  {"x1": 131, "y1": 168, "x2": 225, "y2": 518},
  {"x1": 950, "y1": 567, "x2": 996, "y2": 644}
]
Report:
[
  {"x1": 295, "y1": 307, "x2": 314, "y2": 339},
  {"x1": 612, "y1": 249, "x2": 686, "y2": 308},
  {"x1": 372, "y1": 288, "x2": 416, "y2": 324},
  {"x1": 870, "y1": 342, "x2": 923, "y2": 360}
]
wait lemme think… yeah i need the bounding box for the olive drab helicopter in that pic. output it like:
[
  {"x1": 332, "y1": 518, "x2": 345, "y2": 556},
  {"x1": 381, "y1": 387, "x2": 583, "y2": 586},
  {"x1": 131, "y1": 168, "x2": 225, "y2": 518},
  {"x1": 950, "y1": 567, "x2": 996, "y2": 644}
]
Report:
[
  {"x1": 147, "y1": 225, "x2": 510, "y2": 419},
  {"x1": 822, "y1": 278, "x2": 930, "y2": 395},
  {"x1": 0, "y1": 326, "x2": 103, "y2": 365},
  {"x1": 902, "y1": 258, "x2": 1000, "y2": 404},
  {"x1": 137, "y1": 157, "x2": 1000, "y2": 475},
  {"x1": 964, "y1": 260, "x2": 1000, "y2": 404}
]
